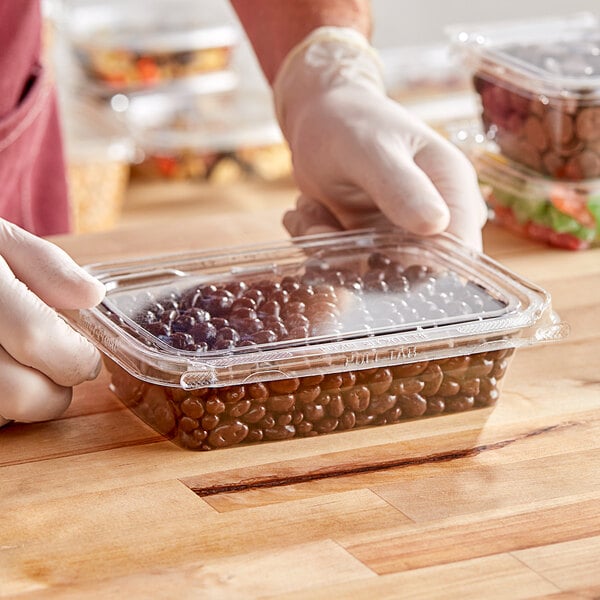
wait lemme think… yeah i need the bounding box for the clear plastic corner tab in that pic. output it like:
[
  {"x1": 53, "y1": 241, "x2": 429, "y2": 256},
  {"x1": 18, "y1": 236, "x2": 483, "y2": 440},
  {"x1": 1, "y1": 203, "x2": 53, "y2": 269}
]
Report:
[{"x1": 180, "y1": 363, "x2": 219, "y2": 389}]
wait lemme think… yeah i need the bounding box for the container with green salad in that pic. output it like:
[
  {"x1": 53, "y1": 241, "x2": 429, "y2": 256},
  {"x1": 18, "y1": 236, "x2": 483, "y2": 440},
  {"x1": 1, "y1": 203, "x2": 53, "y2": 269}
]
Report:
[{"x1": 453, "y1": 127, "x2": 600, "y2": 250}]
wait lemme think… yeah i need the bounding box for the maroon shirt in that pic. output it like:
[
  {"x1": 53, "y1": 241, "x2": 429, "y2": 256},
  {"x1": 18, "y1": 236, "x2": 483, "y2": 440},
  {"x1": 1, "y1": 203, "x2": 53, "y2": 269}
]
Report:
[{"x1": 0, "y1": 0, "x2": 70, "y2": 235}]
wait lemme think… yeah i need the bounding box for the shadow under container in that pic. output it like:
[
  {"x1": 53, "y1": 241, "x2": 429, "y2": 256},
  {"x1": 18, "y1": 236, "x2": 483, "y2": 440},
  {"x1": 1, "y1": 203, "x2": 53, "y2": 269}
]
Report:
[
  {"x1": 452, "y1": 127, "x2": 600, "y2": 250},
  {"x1": 62, "y1": 0, "x2": 239, "y2": 93},
  {"x1": 125, "y1": 87, "x2": 291, "y2": 183},
  {"x1": 449, "y1": 13, "x2": 600, "y2": 180},
  {"x1": 64, "y1": 229, "x2": 567, "y2": 450}
]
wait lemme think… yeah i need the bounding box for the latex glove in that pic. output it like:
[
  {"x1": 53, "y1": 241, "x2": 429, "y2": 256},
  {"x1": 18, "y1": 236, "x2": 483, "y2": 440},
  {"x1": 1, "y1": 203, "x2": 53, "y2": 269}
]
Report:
[
  {"x1": 274, "y1": 27, "x2": 487, "y2": 250},
  {"x1": 0, "y1": 219, "x2": 105, "y2": 428}
]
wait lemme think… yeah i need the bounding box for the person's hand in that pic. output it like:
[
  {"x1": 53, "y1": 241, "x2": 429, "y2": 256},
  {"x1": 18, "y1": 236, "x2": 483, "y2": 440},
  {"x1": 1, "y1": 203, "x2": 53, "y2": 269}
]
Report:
[
  {"x1": 274, "y1": 28, "x2": 487, "y2": 250},
  {"x1": 0, "y1": 219, "x2": 105, "y2": 428}
]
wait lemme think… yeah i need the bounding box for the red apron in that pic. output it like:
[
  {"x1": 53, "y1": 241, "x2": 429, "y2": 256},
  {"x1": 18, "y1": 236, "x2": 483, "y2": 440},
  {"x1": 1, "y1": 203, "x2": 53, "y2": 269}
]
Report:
[{"x1": 0, "y1": 0, "x2": 70, "y2": 235}]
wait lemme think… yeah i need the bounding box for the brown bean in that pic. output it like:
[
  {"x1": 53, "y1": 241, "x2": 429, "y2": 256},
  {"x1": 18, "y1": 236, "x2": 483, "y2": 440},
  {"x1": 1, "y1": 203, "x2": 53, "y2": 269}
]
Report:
[
  {"x1": 461, "y1": 378, "x2": 481, "y2": 397},
  {"x1": 208, "y1": 421, "x2": 249, "y2": 448},
  {"x1": 269, "y1": 378, "x2": 300, "y2": 394},
  {"x1": 338, "y1": 410, "x2": 356, "y2": 430},
  {"x1": 303, "y1": 403, "x2": 325, "y2": 422},
  {"x1": 296, "y1": 385, "x2": 321, "y2": 404},
  {"x1": 491, "y1": 358, "x2": 509, "y2": 379},
  {"x1": 354, "y1": 413, "x2": 376, "y2": 427},
  {"x1": 340, "y1": 371, "x2": 357, "y2": 389},
  {"x1": 368, "y1": 368, "x2": 393, "y2": 395},
  {"x1": 179, "y1": 429, "x2": 207, "y2": 449},
  {"x1": 466, "y1": 358, "x2": 494, "y2": 379},
  {"x1": 179, "y1": 416, "x2": 199, "y2": 432},
  {"x1": 368, "y1": 393, "x2": 397, "y2": 415},
  {"x1": 445, "y1": 396, "x2": 475, "y2": 413},
  {"x1": 277, "y1": 414, "x2": 293, "y2": 426},
  {"x1": 389, "y1": 378, "x2": 424, "y2": 395},
  {"x1": 201, "y1": 414, "x2": 220, "y2": 430},
  {"x1": 321, "y1": 373, "x2": 344, "y2": 390},
  {"x1": 181, "y1": 396, "x2": 205, "y2": 419},
  {"x1": 264, "y1": 425, "x2": 296, "y2": 440},
  {"x1": 242, "y1": 405, "x2": 267, "y2": 424},
  {"x1": 301, "y1": 374, "x2": 324, "y2": 386},
  {"x1": 438, "y1": 378, "x2": 461, "y2": 397},
  {"x1": 205, "y1": 396, "x2": 226, "y2": 415},
  {"x1": 343, "y1": 385, "x2": 370, "y2": 412},
  {"x1": 425, "y1": 397, "x2": 445, "y2": 415},
  {"x1": 221, "y1": 386, "x2": 246, "y2": 403},
  {"x1": 327, "y1": 393, "x2": 345, "y2": 418},
  {"x1": 442, "y1": 356, "x2": 470, "y2": 377},
  {"x1": 226, "y1": 399, "x2": 251, "y2": 418},
  {"x1": 247, "y1": 382, "x2": 269, "y2": 401},
  {"x1": 421, "y1": 365, "x2": 443, "y2": 396},
  {"x1": 296, "y1": 421, "x2": 313, "y2": 435},
  {"x1": 246, "y1": 428, "x2": 263, "y2": 443},
  {"x1": 267, "y1": 394, "x2": 296, "y2": 413},
  {"x1": 397, "y1": 393, "x2": 427, "y2": 417},
  {"x1": 385, "y1": 406, "x2": 403, "y2": 423},
  {"x1": 314, "y1": 417, "x2": 338, "y2": 433},
  {"x1": 391, "y1": 362, "x2": 429, "y2": 378}
]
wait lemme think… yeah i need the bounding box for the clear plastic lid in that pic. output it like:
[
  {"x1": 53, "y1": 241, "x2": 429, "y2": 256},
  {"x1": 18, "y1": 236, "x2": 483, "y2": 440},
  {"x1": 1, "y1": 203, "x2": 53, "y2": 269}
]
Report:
[
  {"x1": 123, "y1": 87, "x2": 283, "y2": 155},
  {"x1": 63, "y1": 229, "x2": 567, "y2": 389},
  {"x1": 61, "y1": 0, "x2": 240, "y2": 53},
  {"x1": 449, "y1": 12, "x2": 600, "y2": 100}
]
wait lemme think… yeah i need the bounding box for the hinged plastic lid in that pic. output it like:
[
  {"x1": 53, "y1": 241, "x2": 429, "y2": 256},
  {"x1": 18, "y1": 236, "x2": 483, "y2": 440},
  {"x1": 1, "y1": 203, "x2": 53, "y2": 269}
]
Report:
[
  {"x1": 449, "y1": 12, "x2": 600, "y2": 100},
  {"x1": 63, "y1": 229, "x2": 567, "y2": 389}
]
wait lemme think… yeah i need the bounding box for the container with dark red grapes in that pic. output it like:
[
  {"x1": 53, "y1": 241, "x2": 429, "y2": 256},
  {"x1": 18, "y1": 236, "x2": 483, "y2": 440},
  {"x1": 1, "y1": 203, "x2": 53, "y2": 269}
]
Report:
[
  {"x1": 64, "y1": 229, "x2": 567, "y2": 450},
  {"x1": 449, "y1": 13, "x2": 600, "y2": 180}
]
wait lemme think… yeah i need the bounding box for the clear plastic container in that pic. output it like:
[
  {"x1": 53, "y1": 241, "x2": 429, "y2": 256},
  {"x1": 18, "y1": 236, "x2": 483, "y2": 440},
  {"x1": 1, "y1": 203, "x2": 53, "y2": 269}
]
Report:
[
  {"x1": 61, "y1": 0, "x2": 240, "y2": 92},
  {"x1": 63, "y1": 229, "x2": 567, "y2": 450},
  {"x1": 124, "y1": 87, "x2": 291, "y2": 182},
  {"x1": 452, "y1": 126, "x2": 600, "y2": 250},
  {"x1": 61, "y1": 96, "x2": 135, "y2": 233},
  {"x1": 449, "y1": 13, "x2": 600, "y2": 180}
]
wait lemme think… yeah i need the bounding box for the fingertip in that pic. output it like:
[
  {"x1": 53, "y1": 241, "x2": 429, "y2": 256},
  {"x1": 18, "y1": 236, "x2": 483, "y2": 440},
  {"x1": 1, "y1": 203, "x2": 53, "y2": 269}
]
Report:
[
  {"x1": 389, "y1": 193, "x2": 451, "y2": 237},
  {"x1": 77, "y1": 275, "x2": 106, "y2": 309}
]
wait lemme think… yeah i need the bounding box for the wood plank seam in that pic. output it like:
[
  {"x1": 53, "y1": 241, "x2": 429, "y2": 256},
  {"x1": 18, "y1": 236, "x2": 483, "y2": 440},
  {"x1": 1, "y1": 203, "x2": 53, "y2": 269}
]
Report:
[
  {"x1": 0, "y1": 436, "x2": 163, "y2": 468},
  {"x1": 508, "y1": 551, "x2": 573, "y2": 594},
  {"x1": 184, "y1": 421, "x2": 577, "y2": 498}
]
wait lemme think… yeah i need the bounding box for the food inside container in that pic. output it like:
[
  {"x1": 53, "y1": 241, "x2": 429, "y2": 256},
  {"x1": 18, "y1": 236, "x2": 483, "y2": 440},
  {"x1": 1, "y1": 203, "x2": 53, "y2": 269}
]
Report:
[
  {"x1": 61, "y1": 96, "x2": 135, "y2": 233},
  {"x1": 62, "y1": 0, "x2": 240, "y2": 91},
  {"x1": 63, "y1": 229, "x2": 567, "y2": 450},
  {"x1": 452, "y1": 126, "x2": 600, "y2": 250},
  {"x1": 449, "y1": 13, "x2": 600, "y2": 179},
  {"x1": 125, "y1": 87, "x2": 291, "y2": 182}
]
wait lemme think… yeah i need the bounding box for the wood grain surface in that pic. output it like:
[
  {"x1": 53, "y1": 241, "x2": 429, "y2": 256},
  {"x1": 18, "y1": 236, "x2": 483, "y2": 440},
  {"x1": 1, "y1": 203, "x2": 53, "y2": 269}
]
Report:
[{"x1": 1, "y1": 179, "x2": 599, "y2": 599}]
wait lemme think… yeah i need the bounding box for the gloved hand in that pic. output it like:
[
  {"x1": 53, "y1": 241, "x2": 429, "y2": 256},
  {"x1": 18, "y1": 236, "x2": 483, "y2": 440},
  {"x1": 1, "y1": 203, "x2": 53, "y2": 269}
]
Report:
[
  {"x1": 0, "y1": 219, "x2": 105, "y2": 428},
  {"x1": 273, "y1": 27, "x2": 487, "y2": 250}
]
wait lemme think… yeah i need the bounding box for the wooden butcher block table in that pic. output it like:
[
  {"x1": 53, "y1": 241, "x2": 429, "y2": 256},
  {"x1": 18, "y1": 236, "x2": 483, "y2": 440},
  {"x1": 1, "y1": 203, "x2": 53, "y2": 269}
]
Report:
[{"x1": 1, "y1": 180, "x2": 600, "y2": 599}]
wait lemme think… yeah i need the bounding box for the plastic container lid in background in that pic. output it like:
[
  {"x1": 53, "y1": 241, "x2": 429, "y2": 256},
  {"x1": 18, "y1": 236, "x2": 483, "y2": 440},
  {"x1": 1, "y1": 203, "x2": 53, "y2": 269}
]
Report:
[
  {"x1": 448, "y1": 12, "x2": 600, "y2": 101},
  {"x1": 61, "y1": 0, "x2": 240, "y2": 54},
  {"x1": 122, "y1": 87, "x2": 283, "y2": 158}
]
